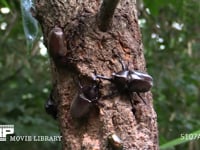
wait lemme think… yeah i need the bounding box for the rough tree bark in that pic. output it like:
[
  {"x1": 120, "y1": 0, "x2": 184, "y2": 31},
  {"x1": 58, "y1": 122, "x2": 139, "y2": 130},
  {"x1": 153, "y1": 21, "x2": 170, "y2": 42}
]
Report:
[{"x1": 35, "y1": 0, "x2": 158, "y2": 149}]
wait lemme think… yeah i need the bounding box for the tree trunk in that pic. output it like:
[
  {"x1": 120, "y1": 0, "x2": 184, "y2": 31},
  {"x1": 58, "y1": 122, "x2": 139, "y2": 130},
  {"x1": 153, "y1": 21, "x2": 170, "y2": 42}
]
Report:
[{"x1": 35, "y1": 0, "x2": 158, "y2": 149}]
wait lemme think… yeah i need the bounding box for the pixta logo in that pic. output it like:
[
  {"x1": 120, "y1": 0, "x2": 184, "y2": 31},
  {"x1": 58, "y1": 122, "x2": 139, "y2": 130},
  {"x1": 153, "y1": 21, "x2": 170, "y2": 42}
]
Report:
[{"x1": 0, "y1": 125, "x2": 14, "y2": 141}]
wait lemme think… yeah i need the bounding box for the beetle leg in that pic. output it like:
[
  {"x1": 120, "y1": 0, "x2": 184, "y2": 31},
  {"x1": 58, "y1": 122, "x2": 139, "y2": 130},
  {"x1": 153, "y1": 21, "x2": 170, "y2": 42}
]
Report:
[
  {"x1": 118, "y1": 58, "x2": 128, "y2": 71},
  {"x1": 95, "y1": 74, "x2": 112, "y2": 81},
  {"x1": 136, "y1": 92, "x2": 147, "y2": 105},
  {"x1": 119, "y1": 58, "x2": 125, "y2": 70},
  {"x1": 93, "y1": 70, "x2": 112, "y2": 81},
  {"x1": 128, "y1": 93, "x2": 136, "y2": 116},
  {"x1": 79, "y1": 92, "x2": 104, "y2": 107}
]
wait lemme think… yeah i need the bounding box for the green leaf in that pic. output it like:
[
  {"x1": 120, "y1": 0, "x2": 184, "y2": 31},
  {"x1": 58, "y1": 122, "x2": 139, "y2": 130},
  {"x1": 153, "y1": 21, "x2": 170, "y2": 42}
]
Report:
[{"x1": 0, "y1": 0, "x2": 9, "y2": 7}]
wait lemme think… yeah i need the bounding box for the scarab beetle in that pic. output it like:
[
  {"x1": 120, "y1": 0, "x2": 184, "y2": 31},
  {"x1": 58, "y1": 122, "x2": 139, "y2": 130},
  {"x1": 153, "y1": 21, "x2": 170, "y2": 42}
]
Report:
[
  {"x1": 45, "y1": 91, "x2": 57, "y2": 119},
  {"x1": 70, "y1": 79, "x2": 101, "y2": 119},
  {"x1": 48, "y1": 27, "x2": 67, "y2": 65},
  {"x1": 107, "y1": 133, "x2": 123, "y2": 150},
  {"x1": 95, "y1": 59, "x2": 153, "y2": 114}
]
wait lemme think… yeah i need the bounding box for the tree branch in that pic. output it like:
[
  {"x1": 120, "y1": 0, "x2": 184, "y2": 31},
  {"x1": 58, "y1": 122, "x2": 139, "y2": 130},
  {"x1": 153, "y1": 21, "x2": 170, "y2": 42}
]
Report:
[{"x1": 97, "y1": 0, "x2": 120, "y2": 32}]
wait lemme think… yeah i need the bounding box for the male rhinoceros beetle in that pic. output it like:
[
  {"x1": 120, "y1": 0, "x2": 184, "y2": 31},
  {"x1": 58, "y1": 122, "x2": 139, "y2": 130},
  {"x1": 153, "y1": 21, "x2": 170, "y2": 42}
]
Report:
[
  {"x1": 70, "y1": 79, "x2": 101, "y2": 119},
  {"x1": 45, "y1": 90, "x2": 57, "y2": 119},
  {"x1": 95, "y1": 59, "x2": 153, "y2": 114}
]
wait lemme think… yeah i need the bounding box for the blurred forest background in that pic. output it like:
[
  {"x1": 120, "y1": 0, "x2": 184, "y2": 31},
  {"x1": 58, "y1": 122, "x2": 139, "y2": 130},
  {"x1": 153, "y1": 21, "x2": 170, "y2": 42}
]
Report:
[{"x1": 0, "y1": 0, "x2": 199, "y2": 149}]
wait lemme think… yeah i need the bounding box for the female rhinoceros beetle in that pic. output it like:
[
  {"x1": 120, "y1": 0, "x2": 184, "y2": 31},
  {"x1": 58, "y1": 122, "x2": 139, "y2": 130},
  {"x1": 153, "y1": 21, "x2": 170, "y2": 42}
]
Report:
[
  {"x1": 45, "y1": 90, "x2": 57, "y2": 119},
  {"x1": 48, "y1": 27, "x2": 68, "y2": 66},
  {"x1": 70, "y1": 79, "x2": 101, "y2": 119},
  {"x1": 95, "y1": 59, "x2": 153, "y2": 115}
]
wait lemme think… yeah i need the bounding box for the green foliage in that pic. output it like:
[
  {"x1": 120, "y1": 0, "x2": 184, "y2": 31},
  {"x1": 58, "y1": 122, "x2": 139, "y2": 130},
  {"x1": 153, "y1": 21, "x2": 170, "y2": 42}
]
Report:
[
  {"x1": 0, "y1": 1, "x2": 60, "y2": 149},
  {"x1": 1, "y1": 0, "x2": 200, "y2": 149},
  {"x1": 0, "y1": 0, "x2": 9, "y2": 7},
  {"x1": 160, "y1": 129, "x2": 200, "y2": 149},
  {"x1": 140, "y1": 0, "x2": 200, "y2": 149}
]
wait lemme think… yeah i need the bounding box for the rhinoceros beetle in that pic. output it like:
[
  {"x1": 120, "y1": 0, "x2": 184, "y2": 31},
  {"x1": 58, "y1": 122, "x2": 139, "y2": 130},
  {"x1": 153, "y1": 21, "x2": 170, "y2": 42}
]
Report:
[
  {"x1": 95, "y1": 59, "x2": 153, "y2": 115},
  {"x1": 107, "y1": 133, "x2": 123, "y2": 150},
  {"x1": 48, "y1": 27, "x2": 68, "y2": 66},
  {"x1": 70, "y1": 79, "x2": 101, "y2": 119},
  {"x1": 45, "y1": 90, "x2": 57, "y2": 119}
]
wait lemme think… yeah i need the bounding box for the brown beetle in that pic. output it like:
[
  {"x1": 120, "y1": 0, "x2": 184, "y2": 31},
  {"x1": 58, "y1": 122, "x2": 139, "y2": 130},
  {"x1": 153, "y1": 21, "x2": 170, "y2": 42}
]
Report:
[
  {"x1": 70, "y1": 80, "x2": 101, "y2": 119},
  {"x1": 48, "y1": 27, "x2": 67, "y2": 65}
]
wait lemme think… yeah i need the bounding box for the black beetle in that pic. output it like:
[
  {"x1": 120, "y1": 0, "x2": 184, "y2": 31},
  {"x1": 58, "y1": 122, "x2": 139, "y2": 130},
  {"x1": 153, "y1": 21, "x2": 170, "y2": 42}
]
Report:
[
  {"x1": 70, "y1": 79, "x2": 101, "y2": 119},
  {"x1": 107, "y1": 133, "x2": 123, "y2": 150},
  {"x1": 95, "y1": 59, "x2": 153, "y2": 114},
  {"x1": 45, "y1": 90, "x2": 57, "y2": 119}
]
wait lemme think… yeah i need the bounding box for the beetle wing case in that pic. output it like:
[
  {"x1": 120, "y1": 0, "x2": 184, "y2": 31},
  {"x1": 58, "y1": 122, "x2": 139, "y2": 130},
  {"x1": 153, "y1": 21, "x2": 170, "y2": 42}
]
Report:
[
  {"x1": 129, "y1": 70, "x2": 153, "y2": 92},
  {"x1": 70, "y1": 93, "x2": 92, "y2": 118},
  {"x1": 48, "y1": 27, "x2": 67, "y2": 59}
]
